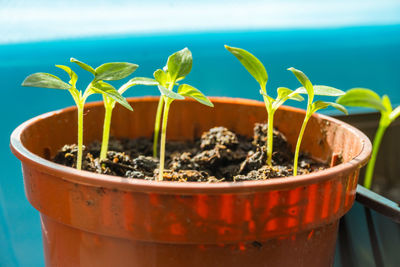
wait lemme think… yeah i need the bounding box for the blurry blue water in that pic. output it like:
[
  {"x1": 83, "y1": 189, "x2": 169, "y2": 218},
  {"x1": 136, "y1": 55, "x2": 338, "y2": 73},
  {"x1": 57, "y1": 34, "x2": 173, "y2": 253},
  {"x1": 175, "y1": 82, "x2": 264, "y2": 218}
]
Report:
[{"x1": 1, "y1": 25, "x2": 400, "y2": 266}]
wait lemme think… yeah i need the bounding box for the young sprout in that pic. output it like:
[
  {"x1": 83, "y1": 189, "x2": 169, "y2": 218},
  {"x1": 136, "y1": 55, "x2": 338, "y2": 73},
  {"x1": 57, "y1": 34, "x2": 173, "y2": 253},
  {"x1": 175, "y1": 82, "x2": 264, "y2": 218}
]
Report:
[
  {"x1": 153, "y1": 48, "x2": 214, "y2": 181},
  {"x1": 152, "y1": 47, "x2": 199, "y2": 158},
  {"x1": 152, "y1": 48, "x2": 196, "y2": 158},
  {"x1": 288, "y1": 67, "x2": 348, "y2": 176},
  {"x1": 336, "y1": 88, "x2": 399, "y2": 189},
  {"x1": 225, "y1": 45, "x2": 304, "y2": 165},
  {"x1": 22, "y1": 58, "x2": 133, "y2": 170},
  {"x1": 152, "y1": 67, "x2": 168, "y2": 158},
  {"x1": 99, "y1": 77, "x2": 158, "y2": 161}
]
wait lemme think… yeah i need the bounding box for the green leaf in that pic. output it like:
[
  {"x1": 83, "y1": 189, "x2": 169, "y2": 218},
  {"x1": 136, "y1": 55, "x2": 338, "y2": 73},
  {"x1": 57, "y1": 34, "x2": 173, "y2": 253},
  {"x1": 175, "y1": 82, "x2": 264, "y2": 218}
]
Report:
[
  {"x1": 70, "y1": 58, "x2": 95, "y2": 75},
  {"x1": 167, "y1": 47, "x2": 192, "y2": 82},
  {"x1": 258, "y1": 90, "x2": 274, "y2": 108},
  {"x1": 154, "y1": 69, "x2": 168, "y2": 87},
  {"x1": 259, "y1": 89, "x2": 268, "y2": 98},
  {"x1": 118, "y1": 77, "x2": 158, "y2": 94},
  {"x1": 225, "y1": 45, "x2": 268, "y2": 90},
  {"x1": 336, "y1": 88, "x2": 386, "y2": 112},
  {"x1": 158, "y1": 85, "x2": 184, "y2": 100},
  {"x1": 295, "y1": 85, "x2": 344, "y2": 96},
  {"x1": 177, "y1": 84, "x2": 214, "y2": 107},
  {"x1": 271, "y1": 87, "x2": 303, "y2": 110},
  {"x1": 91, "y1": 81, "x2": 133, "y2": 111},
  {"x1": 277, "y1": 87, "x2": 304, "y2": 101},
  {"x1": 389, "y1": 105, "x2": 400, "y2": 121},
  {"x1": 312, "y1": 101, "x2": 348, "y2": 114},
  {"x1": 55, "y1": 65, "x2": 78, "y2": 87},
  {"x1": 289, "y1": 94, "x2": 304, "y2": 102},
  {"x1": 95, "y1": 62, "x2": 138, "y2": 81},
  {"x1": 287, "y1": 67, "x2": 314, "y2": 99},
  {"x1": 314, "y1": 85, "x2": 345, "y2": 96},
  {"x1": 381, "y1": 95, "x2": 393, "y2": 114},
  {"x1": 22, "y1": 73, "x2": 71, "y2": 90},
  {"x1": 327, "y1": 102, "x2": 348, "y2": 115},
  {"x1": 127, "y1": 77, "x2": 158, "y2": 86}
]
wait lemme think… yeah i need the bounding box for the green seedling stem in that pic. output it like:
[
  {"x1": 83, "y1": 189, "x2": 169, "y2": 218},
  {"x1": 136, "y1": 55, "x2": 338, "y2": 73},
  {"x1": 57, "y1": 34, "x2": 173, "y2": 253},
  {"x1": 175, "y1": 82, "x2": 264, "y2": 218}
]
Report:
[
  {"x1": 99, "y1": 77, "x2": 158, "y2": 160},
  {"x1": 158, "y1": 96, "x2": 172, "y2": 181},
  {"x1": 153, "y1": 96, "x2": 164, "y2": 158},
  {"x1": 22, "y1": 59, "x2": 134, "y2": 170},
  {"x1": 100, "y1": 97, "x2": 115, "y2": 160},
  {"x1": 154, "y1": 48, "x2": 214, "y2": 181},
  {"x1": 292, "y1": 113, "x2": 311, "y2": 176},
  {"x1": 337, "y1": 88, "x2": 400, "y2": 189},
  {"x1": 364, "y1": 120, "x2": 388, "y2": 189},
  {"x1": 267, "y1": 110, "x2": 274, "y2": 165},
  {"x1": 288, "y1": 67, "x2": 347, "y2": 176},
  {"x1": 225, "y1": 45, "x2": 304, "y2": 166}
]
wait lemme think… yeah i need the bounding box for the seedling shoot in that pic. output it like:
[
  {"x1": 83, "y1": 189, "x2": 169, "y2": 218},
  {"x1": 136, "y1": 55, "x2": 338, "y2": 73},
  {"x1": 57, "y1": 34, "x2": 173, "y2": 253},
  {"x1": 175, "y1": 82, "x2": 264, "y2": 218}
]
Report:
[
  {"x1": 21, "y1": 51, "x2": 360, "y2": 183},
  {"x1": 225, "y1": 45, "x2": 304, "y2": 166},
  {"x1": 152, "y1": 67, "x2": 169, "y2": 158},
  {"x1": 336, "y1": 88, "x2": 400, "y2": 189},
  {"x1": 287, "y1": 67, "x2": 347, "y2": 176},
  {"x1": 153, "y1": 48, "x2": 214, "y2": 181},
  {"x1": 22, "y1": 58, "x2": 133, "y2": 170},
  {"x1": 99, "y1": 77, "x2": 158, "y2": 160}
]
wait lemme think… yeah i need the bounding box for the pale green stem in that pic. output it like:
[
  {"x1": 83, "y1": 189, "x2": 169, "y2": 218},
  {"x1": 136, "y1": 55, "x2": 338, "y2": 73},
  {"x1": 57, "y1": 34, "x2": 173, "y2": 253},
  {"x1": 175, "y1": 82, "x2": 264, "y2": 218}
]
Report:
[
  {"x1": 118, "y1": 83, "x2": 131, "y2": 95},
  {"x1": 262, "y1": 94, "x2": 274, "y2": 165},
  {"x1": 158, "y1": 98, "x2": 171, "y2": 181},
  {"x1": 153, "y1": 96, "x2": 164, "y2": 158},
  {"x1": 267, "y1": 110, "x2": 274, "y2": 166},
  {"x1": 73, "y1": 82, "x2": 94, "y2": 170},
  {"x1": 82, "y1": 82, "x2": 93, "y2": 100},
  {"x1": 364, "y1": 119, "x2": 389, "y2": 189},
  {"x1": 76, "y1": 102, "x2": 84, "y2": 170},
  {"x1": 100, "y1": 99, "x2": 114, "y2": 160},
  {"x1": 293, "y1": 113, "x2": 311, "y2": 176}
]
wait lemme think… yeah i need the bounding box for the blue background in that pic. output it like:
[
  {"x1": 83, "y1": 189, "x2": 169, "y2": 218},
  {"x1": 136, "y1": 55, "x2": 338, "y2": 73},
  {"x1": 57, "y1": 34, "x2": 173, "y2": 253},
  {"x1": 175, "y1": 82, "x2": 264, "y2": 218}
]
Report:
[{"x1": 1, "y1": 24, "x2": 400, "y2": 266}]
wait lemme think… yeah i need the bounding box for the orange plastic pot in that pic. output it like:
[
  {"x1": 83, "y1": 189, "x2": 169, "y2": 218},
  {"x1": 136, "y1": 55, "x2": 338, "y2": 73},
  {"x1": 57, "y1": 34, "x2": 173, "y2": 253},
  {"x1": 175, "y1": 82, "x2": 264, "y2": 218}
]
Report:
[{"x1": 11, "y1": 97, "x2": 371, "y2": 267}]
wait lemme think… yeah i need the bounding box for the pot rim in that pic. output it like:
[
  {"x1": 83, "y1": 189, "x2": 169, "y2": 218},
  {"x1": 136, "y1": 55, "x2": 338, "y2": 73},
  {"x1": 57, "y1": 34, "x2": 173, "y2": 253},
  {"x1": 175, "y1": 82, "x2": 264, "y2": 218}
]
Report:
[{"x1": 10, "y1": 96, "x2": 372, "y2": 194}]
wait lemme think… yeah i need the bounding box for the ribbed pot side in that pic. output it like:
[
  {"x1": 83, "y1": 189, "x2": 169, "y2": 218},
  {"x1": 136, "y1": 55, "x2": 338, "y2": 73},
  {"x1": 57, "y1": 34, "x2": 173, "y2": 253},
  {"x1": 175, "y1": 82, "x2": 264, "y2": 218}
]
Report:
[{"x1": 11, "y1": 97, "x2": 371, "y2": 267}]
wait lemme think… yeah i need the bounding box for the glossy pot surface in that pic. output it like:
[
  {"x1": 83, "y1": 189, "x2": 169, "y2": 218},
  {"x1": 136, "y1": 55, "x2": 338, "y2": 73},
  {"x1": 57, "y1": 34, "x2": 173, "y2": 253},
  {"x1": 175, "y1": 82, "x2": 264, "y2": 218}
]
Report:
[{"x1": 11, "y1": 97, "x2": 371, "y2": 267}]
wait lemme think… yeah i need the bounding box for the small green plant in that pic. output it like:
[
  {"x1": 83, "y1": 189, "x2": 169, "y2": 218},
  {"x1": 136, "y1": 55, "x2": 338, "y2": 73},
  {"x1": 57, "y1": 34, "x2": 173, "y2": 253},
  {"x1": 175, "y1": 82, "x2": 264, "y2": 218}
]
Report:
[
  {"x1": 99, "y1": 77, "x2": 157, "y2": 161},
  {"x1": 22, "y1": 58, "x2": 134, "y2": 170},
  {"x1": 225, "y1": 45, "x2": 304, "y2": 165},
  {"x1": 151, "y1": 48, "x2": 199, "y2": 158},
  {"x1": 153, "y1": 48, "x2": 214, "y2": 181},
  {"x1": 287, "y1": 67, "x2": 347, "y2": 176},
  {"x1": 336, "y1": 88, "x2": 400, "y2": 189}
]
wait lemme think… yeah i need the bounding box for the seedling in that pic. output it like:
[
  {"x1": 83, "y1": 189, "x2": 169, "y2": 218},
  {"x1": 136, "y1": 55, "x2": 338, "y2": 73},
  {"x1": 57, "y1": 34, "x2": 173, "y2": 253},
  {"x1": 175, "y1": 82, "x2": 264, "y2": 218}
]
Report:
[
  {"x1": 153, "y1": 48, "x2": 214, "y2": 181},
  {"x1": 152, "y1": 67, "x2": 168, "y2": 158},
  {"x1": 22, "y1": 58, "x2": 134, "y2": 170},
  {"x1": 225, "y1": 45, "x2": 304, "y2": 165},
  {"x1": 336, "y1": 88, "x2": 399, "y2": 189},
  {"x1": 99, "y1": 77, "x2": 158, "y2": 160},
  {"x1": 288, "y1": 68, "x2": 347, "y2": 176}
]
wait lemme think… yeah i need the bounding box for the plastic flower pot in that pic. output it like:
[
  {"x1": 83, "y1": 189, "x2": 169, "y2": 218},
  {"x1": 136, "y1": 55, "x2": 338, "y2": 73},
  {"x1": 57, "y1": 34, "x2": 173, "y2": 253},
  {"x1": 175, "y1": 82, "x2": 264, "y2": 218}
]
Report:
[
  {"x1": 335, "y1": 112, "x2": 400, "y2": 267},
  {"x1": 11, "y1": 97, "x2": 371, "y2": 267}
]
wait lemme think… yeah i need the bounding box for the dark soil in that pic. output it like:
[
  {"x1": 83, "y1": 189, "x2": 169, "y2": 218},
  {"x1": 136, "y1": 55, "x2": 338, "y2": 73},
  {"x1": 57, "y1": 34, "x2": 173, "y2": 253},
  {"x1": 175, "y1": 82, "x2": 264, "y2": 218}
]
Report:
[{"x1": 53, "y1": 123, "x2": 326, "y2": 182}]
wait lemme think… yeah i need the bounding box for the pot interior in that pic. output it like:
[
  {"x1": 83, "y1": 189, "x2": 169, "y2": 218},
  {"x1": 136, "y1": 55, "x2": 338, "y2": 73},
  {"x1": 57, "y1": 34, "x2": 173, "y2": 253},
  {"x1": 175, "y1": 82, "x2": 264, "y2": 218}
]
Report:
[{"x1": 19, "y1": 97, "x2": 367, "y2": 169}]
